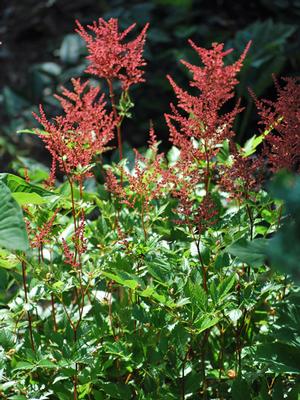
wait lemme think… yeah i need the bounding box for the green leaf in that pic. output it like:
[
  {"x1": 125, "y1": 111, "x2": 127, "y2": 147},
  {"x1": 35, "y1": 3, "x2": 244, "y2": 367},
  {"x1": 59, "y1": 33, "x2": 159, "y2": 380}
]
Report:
[
  {"x1": 267, "y1": 172, "x2": 300, "y2": 281},
  {"x1": 217, "y1": 274, "x2": 236, "y2": 303},
  {"x1": 194, "y1": 314, "x2": 220, "y2": 333},
  {"x1": 17, "y1": 128, "x2": 49, "y2": 136},
  {"x1": 60, "y1": 34, "x2": 84, "y2": 64},
  {"x1": 255, "y1": 342, "x2": 300, "y2": 374},
  {"x1": 227, "y1": 238, "x2": 268, "y2": 267},
  {"x1": 13, "y1": 361, "x2": 35, "y2": 371},
  {"x1": 0, "y1": 173, "x2": 53, "y2": 197},
  {"x1": 167, "y1": 146, "x2": 180, "y2": 166},
  {"x1": 231, "y1": 378, "x2": 251, "y2": 400},
  {"x1": 187, "y1": 280, "x2": 208, "y2": 311},
  {"x1": 2, "y1": 86, "x2": 29, "y2": 117},
  {"x1": 0, "y1": 248, "x2": 20, "y2": 269},
  {"x1": 12, "y1": 192, "x2": 50, "y2": 205},
  {"x1": 102, "y1": 271, "x2": 140, "y2": 290},
  {"x1": 99, "y1": 382, "x2": 131, "y2": 399},
  {"x1": 38, "y1": 359, "x2": 57, "y2": 369},
  {"x1": 242, "y1": 117, "x2": 282, "y2": 157},
  {"x1": 0, "y1": 181, "x2": 29, "y2": 251},
  {"x1": 227, "y1": 309, "x2": 243, "y2": 325}
]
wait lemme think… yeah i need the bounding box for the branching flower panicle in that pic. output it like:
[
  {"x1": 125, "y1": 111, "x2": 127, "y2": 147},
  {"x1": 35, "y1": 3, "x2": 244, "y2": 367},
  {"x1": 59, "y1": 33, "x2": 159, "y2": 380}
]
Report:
[
  {"x1": 76, "y1": 18, "x2": 149, "y2": 91},
  {"x1": 27, "y1": 209, "x2": 60, "y2": 249},
  {"x1": 165, "y1": 41, "x2": 251, "y2": 162},
  {"x1": 253, "y1": 77, "x2": 300, "y2": 172},
  {"x1": 33, "y1": 78, "x2": 116, "y2": 183},
  {"x1": 218, "y1": 145, "x2": 264, "y2": 200},
  {"x1": 106, "y1": 127, "x2": 167, "y2": 209}
]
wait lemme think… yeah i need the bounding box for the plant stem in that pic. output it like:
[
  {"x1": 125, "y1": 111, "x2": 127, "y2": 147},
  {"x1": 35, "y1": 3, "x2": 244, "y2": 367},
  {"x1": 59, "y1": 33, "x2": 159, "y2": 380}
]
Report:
[
  {"x1": 141, "y1": 202, "x2": 147, "y2": 240},
  {"x1": 245, "y1": 201, "x2": 254, "y2": 241},
  {"x1": 193, "y1": 235, "x2": 207, "y2": 293},
  {"x1": 201, "y1": 330, "x2": 209, "y2": 399},
  {"x1": 21, "y1": 260, "x2": 35, "y2": 352},
  {"x1": 51, "y1": 293, "x2": 58, "y2": 332},
  {"x1": 107, "y1": 78, "x2": 123, "y2": 162},
  {"x1": 73, "y1": 332, "x2": 78, "y2": 400},
  {"x1": 181, "y1": 360, "x2": 185, "y2": 400}
]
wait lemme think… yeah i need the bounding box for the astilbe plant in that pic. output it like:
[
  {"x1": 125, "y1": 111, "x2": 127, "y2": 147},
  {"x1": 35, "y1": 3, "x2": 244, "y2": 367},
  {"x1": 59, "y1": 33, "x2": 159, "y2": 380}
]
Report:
[
  {"x1": 165, "y1": 41, "x2": 251, "y2": 165},
  {"x1": 1, "y1": 16, "x2": 300, "y2": 400},
  {"x1": 76, "y1": 18, "x2": 149, "y2": 91},
  {"x1": 33, "y1": 78, "x2": 116, "y2": 185},
  {"x1": 76, "y1": 18, "x2": 149, "y2": 161},
  {"x1": 106, "y1": 126, "x2": 169, "y2": 239},
  {"x1": 253, "y1": 77, "x2": 300, "y2": 172}
]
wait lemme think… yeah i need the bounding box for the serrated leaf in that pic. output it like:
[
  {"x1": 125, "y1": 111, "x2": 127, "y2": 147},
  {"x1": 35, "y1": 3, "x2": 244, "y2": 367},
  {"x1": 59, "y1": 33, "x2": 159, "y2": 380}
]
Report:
[
  {"x1": 38, "y1": 359, "x2": 57, "y2": 369},
  {"x1": 194, "y1": 314, "x2": 220, "y2": 333}
]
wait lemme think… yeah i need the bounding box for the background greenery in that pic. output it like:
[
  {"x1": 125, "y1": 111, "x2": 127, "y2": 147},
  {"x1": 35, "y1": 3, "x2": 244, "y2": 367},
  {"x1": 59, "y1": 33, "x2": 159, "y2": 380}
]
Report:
[{"x1": 1, "y1": 0, "x2": 300, "y2": 171}]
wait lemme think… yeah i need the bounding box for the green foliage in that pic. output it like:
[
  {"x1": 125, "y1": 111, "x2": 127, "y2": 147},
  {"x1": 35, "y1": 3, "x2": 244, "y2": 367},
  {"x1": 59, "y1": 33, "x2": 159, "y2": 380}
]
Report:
[
  {"x1": 0, "y1": 155, "x2": 298, "y2": 398},
  {"x1": 0, "y1": 181, "x2": 29, "y2": 251},
  {"x1": 267, "y1": 173, "x2": 300, "y2": 282},
  {"x1": 0, "y1": 7, "x2": 299, "y2": 399}
]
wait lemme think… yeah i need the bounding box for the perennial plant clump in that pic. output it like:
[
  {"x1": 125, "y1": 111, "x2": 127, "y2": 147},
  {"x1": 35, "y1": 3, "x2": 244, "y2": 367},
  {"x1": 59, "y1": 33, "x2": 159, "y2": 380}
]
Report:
[{"x1": 0, "y1": 17, "x2": 299, "y2": 400}]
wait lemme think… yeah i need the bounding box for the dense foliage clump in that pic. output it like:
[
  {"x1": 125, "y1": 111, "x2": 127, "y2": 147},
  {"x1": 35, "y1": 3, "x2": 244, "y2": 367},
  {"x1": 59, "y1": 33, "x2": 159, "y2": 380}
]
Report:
[{"x1": 0, "y1": 17, "x2": 299, "y2": 400}]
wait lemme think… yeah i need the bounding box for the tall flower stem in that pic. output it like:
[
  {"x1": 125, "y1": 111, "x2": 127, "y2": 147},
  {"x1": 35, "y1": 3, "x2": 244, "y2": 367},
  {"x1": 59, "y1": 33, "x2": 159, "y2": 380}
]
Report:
[
  {"x1": 107, "y1": 78, "x2": 123, "y2": 162},
  {"x1": 141, "y1": 202, "x2": 148, "y2": 240},
  {"x1": 21, "y1": 260, "x2": 35, "y2": 352},
  {"x1": 51, "y1": 293, "x2": 58, "y2": 332}
]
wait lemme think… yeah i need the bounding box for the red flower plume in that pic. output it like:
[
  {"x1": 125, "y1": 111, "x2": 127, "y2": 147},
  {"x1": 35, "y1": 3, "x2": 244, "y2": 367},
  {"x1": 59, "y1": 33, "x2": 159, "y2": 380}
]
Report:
[
  {"x1": 33, "y1": 78, "x2": 116, "y2": 183},
  {"x1": 76, "y1": 18, "x2": 149, "y2": 91}
]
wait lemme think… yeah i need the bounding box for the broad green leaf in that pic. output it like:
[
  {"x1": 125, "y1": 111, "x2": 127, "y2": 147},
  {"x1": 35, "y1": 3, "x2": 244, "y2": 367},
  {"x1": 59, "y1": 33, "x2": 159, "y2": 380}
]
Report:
[
  {"x1": 0, "y1": 173, "x2": 53, "y2": 197},
  {"x1": 187, "y1": 280, "x2": 208, "y2": 311},
  {"x1": 227, "y1": 238, "x2": 268, "y2": 267},
  {"x1": 12, "y1": 192, "x2": 50, "y2": 205},
  {"x1": 227, "y1": 309, "x2": 243, "y2": 325},
  {"x1": 13, "y1": 361, "x2": 35, "y2": 371},
  {"x1": 231, "y1": 378, "x2": 251, "y2": 400},
  {"x1": 102, "y1": 271, "x2": 140, "y2": 290},
  {"x1": 194, "y1": 314, "x2": 220, "y2": 333},
  {"x1": 167, "y1": 146, "x2": 180, "y2": 165},
  {"x1": 60, "y1": 34, "x2": 84, "y2": 64},
  {"x1": 255, "y1": 342, "x2": 300, "y2": 374},
  {"x1": 0, "y1": 248, "x2": 20, "y2": 269},
  {"x1": 217, "y1": 274, "x2": 236, "y2": 302},
  {"x1": 267, "y1": 172, "x2": 300, "y2": 281},
  {"x1": 38, "y1": 359, "x2": 57, "y2": 369},
  {"x1": 0, "y1": 181, "x2": 29, "y2": 251}
]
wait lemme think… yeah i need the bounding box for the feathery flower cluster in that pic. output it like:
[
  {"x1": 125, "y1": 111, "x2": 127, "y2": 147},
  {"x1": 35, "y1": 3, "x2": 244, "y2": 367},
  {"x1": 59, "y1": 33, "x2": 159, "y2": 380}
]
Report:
[
  {"x1": 106, "y1": 128, "x2": 167, "y2": 209},
  {"x1": 61, "y1": 212, "x2": 86, "y2": 269},
  {"x1": 34, "y1": 78, "x2": 116, "y2": 183},
  {"x1": 165, "y1": 41, "x2": 251, "y2": 162},
  {"x1": 173, "y1": 189, "x2": 218, "y2": 234},
  {"x1": 253, "y1": 77, "x2": 300, "y2": 172},
  {"x1": 165, "y1": 41, "x2": 250, "y2": 232},
  {"x1": 62, "y1": 239, "x2": 79, "y2": 269},
  {"x1": 26, "y1": 209, "x2": 60, "y2": 249},
  {"x1": 218, "y1": 144, "x2": 264, "y2": 200},
  {"x1": 76, "y1": 18, "x2": 149, "y2": 91}
]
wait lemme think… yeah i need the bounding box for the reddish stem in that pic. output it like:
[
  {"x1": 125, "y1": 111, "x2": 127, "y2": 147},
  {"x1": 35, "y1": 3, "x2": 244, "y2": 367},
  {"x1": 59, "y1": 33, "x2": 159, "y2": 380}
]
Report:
[
  {"x1": 107, "y1": 78, "x2": 123, "y2": 161},
  {"x1": 51, "y1": 293, "x2": 58, "y2": 332},
  {"x1": 21, "y1": 260, "x2": 35, "y2": 352}
]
